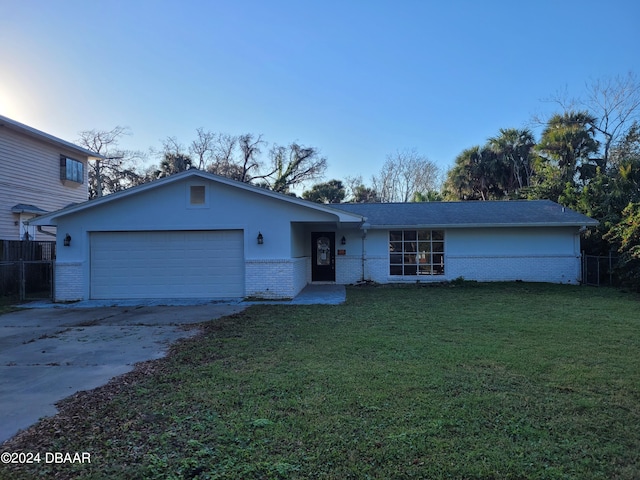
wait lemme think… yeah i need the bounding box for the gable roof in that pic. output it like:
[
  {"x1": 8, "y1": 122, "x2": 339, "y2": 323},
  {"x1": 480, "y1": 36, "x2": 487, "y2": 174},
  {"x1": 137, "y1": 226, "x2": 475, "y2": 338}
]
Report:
[
  {"x1": 29, "y1": 169, "x2": 365, "y2": 226},
  {"x1": 333, "y1": 200, "x2": 598, "y2": 228},
  {"x1": 28, "y1": 167, "x2": 598, "y2": 229},
  {"x1": 0, "y1": 114, "x2": 104, "y2": 160}
]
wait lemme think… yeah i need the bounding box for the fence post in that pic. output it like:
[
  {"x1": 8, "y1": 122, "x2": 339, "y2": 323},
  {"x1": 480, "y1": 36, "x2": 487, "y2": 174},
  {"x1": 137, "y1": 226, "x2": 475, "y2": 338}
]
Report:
[
  {"x1": 609, "y1": 250, "x2": 613, "y2": 286},
  {"x1": 50, "y1": 261, "x2": 54, "y2": 300},
  {"x1": 19, "y1": 260, "x2": 25, "y2": 301}
]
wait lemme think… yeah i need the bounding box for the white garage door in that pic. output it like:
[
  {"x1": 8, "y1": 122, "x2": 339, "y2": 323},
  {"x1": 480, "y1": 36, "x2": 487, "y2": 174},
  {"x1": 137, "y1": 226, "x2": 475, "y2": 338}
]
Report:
[{"x1": 90, "y1": 230, "x2": 244, "y2": 299}]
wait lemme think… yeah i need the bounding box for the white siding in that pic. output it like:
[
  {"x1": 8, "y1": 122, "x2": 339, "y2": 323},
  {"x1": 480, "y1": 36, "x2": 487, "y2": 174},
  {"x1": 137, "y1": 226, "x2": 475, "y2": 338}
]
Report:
[{"x1": 0, "y1": 127, "x2": 89, "y2": 240}]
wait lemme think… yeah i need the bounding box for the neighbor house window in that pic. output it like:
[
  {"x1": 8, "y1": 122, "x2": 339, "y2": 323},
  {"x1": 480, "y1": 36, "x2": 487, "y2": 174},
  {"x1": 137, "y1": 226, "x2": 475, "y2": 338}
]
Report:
[
  {"x1": 60, "y1": 156, "x2": 84, "y2": 183},
  {"x1": 389, "y1": 230, "x2": 444, "y2": 276}
]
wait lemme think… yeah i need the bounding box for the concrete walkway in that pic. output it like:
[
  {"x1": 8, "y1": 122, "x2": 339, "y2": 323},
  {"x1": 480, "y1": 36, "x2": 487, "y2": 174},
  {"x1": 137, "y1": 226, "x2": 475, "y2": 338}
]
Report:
[
  {"x1": 21, "y1": 284, "x2": 347, "y2": 308},
  {"x1": 243, "y1": 284, "x2": 347, "y2": 305},
  {"x1": 0, "y1": 285, "x2": 345, "y2": 444},
  {"x1": 290, "y1": 284, "x2": 346, "y2": 304}
]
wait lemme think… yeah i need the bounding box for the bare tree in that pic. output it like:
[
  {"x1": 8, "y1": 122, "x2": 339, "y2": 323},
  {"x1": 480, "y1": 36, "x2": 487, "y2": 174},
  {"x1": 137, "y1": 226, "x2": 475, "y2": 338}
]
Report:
[
  {"x1": 151, "y1": 131, "x2": 327, "y2": 193},
  {"x1": 160, "y1": 136, "x2": 188, "y2": 158},
  {"x1": 202, "y1": 133, "x2": 264, "y2": 182},
  {"x1": 189, "y1": 128, "x2": 216, "y2": 170},
  {"x1": 536, "y1": 72, "x2": 640, "y2": 169},
  {"x1": 237, "y1": 134, "x2": 264, "y2": 182},
  {"x1": 77, "y1": 126, "x2": 145, "y2": 198},
  {"x1": 372, "y1": 150, "x2": 440, "y2": 202},
  {"x1": 212, "y1": 134, "x2": 237, "y2": 165},
  {"x1": 583, "y1": 72, "x2": 640, "y2": 168},
  {"x1": 344, "y1": 175, "x2": 380, "y2": 203},
  {"x1": 206, "y1": 133, "x2": 240, "y2": 179},
  {"x1": 265, "y1": 143, "x2": 327, "y2": 193}
]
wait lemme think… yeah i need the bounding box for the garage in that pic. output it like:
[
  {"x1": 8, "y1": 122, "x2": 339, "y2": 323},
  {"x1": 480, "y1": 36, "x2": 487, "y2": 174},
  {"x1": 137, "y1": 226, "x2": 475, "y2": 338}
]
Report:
[{"x1": 90, "y1": 230, "x2": 244, "y2": 299}]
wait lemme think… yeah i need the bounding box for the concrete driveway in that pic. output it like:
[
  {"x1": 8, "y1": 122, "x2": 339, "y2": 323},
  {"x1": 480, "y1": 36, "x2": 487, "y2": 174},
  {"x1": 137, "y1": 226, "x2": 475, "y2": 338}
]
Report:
[{"x1": 0, "y1": 304, "x2": 246, "y2": 444}]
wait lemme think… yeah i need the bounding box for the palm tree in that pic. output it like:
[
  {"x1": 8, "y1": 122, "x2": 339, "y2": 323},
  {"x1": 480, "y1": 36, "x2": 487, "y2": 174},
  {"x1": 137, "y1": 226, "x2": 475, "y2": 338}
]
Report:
[
  {"x1": 446, "y1": 146, "x2": 503, "y2": 200},
  {"x1": 488, "y1": 128, "x2": 536, "y2": 194},
  {"x1": 158, "y1": 153, "x2": 193, "y2": 178},
  {"x1": 535, "y1": 111, "x2": 599, "y2": 186}
]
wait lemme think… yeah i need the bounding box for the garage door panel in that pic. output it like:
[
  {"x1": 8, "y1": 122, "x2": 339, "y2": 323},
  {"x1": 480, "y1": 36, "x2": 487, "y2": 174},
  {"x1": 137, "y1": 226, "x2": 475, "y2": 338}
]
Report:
[{"x1": 90, "y1": 231, "x2": 244, "y2": 299}]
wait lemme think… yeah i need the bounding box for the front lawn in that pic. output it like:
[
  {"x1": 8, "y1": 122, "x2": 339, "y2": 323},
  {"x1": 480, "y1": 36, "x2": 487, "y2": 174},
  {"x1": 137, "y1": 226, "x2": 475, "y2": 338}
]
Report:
[{"x1": 2, "y1": 283, "x2": 639, "y2": 479}]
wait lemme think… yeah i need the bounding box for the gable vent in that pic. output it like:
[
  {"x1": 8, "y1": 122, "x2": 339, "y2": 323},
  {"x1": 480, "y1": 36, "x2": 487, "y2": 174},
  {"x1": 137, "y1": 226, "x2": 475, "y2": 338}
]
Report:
[{"x1": 190, "y1": 185, "x2": 205, "y2": 204}]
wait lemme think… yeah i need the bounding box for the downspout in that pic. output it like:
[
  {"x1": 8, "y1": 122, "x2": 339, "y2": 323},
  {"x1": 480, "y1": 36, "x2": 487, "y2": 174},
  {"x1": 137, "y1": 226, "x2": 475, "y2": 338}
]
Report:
[
  {"x1": 361, "y1": 220, "x2": 370, "y2": 282},
  {"x1": 577, "y1": 226, "x2": 587, "y2": 284}
]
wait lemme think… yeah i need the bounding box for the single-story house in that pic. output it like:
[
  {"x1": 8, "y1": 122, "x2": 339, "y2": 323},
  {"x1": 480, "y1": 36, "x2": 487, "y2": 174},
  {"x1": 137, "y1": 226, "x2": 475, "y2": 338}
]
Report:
[{"x1": 29, "y1": 169, "x2": 598, "y2": 302}]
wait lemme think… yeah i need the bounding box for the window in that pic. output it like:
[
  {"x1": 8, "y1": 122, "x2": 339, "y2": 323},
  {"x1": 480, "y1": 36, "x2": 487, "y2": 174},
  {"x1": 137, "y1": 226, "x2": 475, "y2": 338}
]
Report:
[
  {"x1": 316, "y1": 236, "x2": 331, "y2": 265},
  {"x1": 389, "y1": 230, "x2": 444, "y2": 276},
  {"x1": 190, "y1": 185, "x2": 206, "y2": 204},
  {"x1": 60, "y1": 156, "x2": 84, "y2": 183}
]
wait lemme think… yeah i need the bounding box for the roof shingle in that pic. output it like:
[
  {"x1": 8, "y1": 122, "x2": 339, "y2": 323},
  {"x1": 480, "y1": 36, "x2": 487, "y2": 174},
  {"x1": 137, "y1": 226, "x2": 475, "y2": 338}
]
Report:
[{"x1": 333, "y1": 200, "x2": 598, "y2": 228}]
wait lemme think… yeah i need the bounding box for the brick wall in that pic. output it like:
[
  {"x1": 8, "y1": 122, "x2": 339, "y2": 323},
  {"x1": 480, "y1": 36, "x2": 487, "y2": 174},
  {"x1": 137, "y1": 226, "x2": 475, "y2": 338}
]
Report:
[
  {"x1": 54, "y1": 262, "x2": 83, "y2": 301},
  {"x1": 447, "y1": 255, "x2": 580, "y2": 284},
  {"x1": 245, "y1": 258, "x2": 308, "y2": 299},
  {"x1": 364, "y1": 255, "x2": 388, "y2": 283},
  {"x1": 358, "y1": 254, "x2": 580, "y2": 285},
  {"x1": 336, "y1": 255, "x2": 362, "y2": 284}
]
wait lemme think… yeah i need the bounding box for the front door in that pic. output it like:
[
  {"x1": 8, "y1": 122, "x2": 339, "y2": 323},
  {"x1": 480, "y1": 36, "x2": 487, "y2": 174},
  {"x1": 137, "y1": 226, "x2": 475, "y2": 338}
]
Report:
[{"x1": 311, "y1": 232, "x2": 335, "y2": 282}]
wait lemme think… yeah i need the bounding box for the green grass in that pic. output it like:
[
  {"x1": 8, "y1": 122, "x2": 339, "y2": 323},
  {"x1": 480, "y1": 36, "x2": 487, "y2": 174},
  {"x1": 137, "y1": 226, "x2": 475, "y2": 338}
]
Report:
[
  {"x1": 0, "y1": 298, "x2": 20, "y2": 314},
  {"x1": 2, "y1": 283, "x2": 639, "y2": 479}
]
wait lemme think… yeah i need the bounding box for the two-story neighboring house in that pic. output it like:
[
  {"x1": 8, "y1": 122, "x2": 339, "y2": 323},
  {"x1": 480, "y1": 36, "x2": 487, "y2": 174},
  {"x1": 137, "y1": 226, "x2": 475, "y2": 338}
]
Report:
[{"x1": 0, "y1": 114, "x2": 102, "y2": 241}]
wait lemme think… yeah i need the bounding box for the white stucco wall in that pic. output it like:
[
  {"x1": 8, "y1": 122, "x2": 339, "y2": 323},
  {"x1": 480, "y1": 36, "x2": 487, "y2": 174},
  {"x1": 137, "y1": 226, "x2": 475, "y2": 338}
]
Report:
[
  {"x1": 359, "y1": 226, "x2": 583, "y2": 285},
  {"x1": 49, "y1": 177, "x2": 347, "y2": 301},
  {"x1": 445, "y1": 227, "x2": 582, "y2": 283},
  {"x1": 290, "y1": 223, "x2": 307, "y2": 258},
  {"x1": 42, "y1": 174, "x2": 585, "y2": 300}
]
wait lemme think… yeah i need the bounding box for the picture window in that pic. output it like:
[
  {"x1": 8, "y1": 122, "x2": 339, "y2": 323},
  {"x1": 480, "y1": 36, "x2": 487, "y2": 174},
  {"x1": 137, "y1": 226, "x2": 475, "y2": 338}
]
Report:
[{"x1": 389, "y1": 230, "x2": 445, "y2": 276}]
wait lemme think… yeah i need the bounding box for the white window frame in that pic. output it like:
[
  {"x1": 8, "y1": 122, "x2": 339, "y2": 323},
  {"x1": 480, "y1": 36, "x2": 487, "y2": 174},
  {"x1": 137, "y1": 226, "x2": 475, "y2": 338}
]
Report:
[
  {"x1": 187, "y1": 184, "x2": 209, "y2": 208},
  {"x1": 389, "y1": 229, "x2": 445, "y2": 276}
]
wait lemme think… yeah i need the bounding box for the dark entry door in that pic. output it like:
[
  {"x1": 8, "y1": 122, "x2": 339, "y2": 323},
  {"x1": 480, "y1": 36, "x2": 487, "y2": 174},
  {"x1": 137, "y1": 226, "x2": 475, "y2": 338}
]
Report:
[{"x1": 311, "y1": 232, "x2": 335, "y2": 282}]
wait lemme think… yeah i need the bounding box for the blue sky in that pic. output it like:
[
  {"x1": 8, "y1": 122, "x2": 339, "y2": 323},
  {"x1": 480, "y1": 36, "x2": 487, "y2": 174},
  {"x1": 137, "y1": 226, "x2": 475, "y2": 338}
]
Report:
[{"x1": 1, "y1": 0, "x2": 639, "y2": 187}]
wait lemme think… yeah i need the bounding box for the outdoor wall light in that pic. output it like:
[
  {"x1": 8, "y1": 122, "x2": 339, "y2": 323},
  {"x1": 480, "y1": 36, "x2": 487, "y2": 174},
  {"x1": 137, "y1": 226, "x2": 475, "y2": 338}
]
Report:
[
  {"x1": 63, "y1": 233, "x2": 72, "y2": 247},
  {"x1": 341, "y1": 236, "x2": 346, "y2": 245},
  {"x1": 257, "y1": 232, "x2": 264, "y2": 245}
]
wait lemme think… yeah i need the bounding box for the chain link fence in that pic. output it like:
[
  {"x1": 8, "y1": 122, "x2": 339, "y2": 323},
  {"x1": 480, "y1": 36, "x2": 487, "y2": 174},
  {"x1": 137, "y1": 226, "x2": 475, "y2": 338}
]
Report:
[{"x1": 582, "y1": 252, "x2": 619, "y2": 287}]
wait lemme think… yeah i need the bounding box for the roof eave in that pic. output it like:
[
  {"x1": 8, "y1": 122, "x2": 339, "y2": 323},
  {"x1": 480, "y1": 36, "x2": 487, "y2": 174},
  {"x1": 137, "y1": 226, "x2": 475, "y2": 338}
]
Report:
[
  {"x1": 29, "y1": 170, "x2": 368, "y2": 226},
  {"x1": 205, "y1": 174, "x2": 365, "y2": 223},
  {"x1": 366, "y1": 221, "x2": 599, "y2": 229},
  {"x1": 11, "y1": 204, "x2": 49, "y2": 215},
  {"x1": 0, "y1": 114, "x2": 104, "y2": 160}
]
